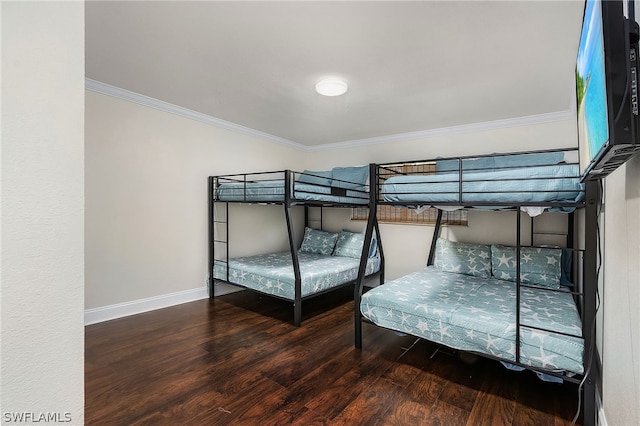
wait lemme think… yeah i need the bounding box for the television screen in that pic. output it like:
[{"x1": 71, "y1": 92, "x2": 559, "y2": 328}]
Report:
[
  {"x1": 576, "y1": 0, "x2": 609, "y2": 175},
  {"x1": 576, "y1": 0, "x2": 640, "y2": 181}
]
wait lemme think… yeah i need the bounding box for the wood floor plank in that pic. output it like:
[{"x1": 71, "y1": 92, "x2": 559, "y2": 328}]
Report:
[
  {"x1": 379, "y1": 398, "x2": 434, "y2": 426},
  {"x1": 86, "y1": 288, "x2": 582, "y2": 425},
  {"x1": 437, "y1": 357, "x2": 486, "y2": 412},
  {"x1": 466, "y1": 373, "x2": 517, "y2": 426},
  {"x1": 331, "y1": 378, "x2": 403, "y2": 426}
]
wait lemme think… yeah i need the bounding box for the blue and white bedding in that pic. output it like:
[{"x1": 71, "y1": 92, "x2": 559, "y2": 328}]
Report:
[
  {"x1": 214, "y1": 251, "x2": 380, "y2": 300},
  {"x1": 215, "y1": 166, "x2": 370, "y2": 204},
  {"x1": 216, "y1": 181, "x2": 369, "y2": 204},
  {"x1": 381, "y1": 164, "x2": 583, "y2": 206},
  {"x1": 361, "y1": 266, "x2": 584, "y2": 374}
]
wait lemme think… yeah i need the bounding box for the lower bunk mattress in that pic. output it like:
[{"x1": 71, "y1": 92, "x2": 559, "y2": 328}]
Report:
[
  {"x1": 361, "y1": 266, "x2": 584, "y2": 375},
  {"x1": 214, "y1": 251, "x2": 380, "y2": 300}
]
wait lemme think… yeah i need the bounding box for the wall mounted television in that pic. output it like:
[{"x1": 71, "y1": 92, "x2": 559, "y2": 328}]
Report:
[{"x1": 576, "y1": 0, "x2": 640, "y2": 181}]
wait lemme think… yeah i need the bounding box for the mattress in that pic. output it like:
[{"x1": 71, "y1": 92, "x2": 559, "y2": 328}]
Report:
[
  {"x1": 361, "y1": 266, "x2": 584, "y2": 374},
  {"x1": 380, "y1": 164, "x2": 583, "y2": 206},
  {"x1": 216, "y1": 181, "x2": 369, "y2": 204},
  {"x1": 214, "y1": 251, "x2": 380, "y2": 300}
]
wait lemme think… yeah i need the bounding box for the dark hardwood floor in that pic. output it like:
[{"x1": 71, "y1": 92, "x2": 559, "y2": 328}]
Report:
[{"x1": 86, "y1": 287, "x2": 582, "y2": 425}]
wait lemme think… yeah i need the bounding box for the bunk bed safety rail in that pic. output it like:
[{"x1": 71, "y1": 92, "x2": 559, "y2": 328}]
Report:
[
  {"x1": 375, "y1": 148, "x2": 585, "y2": 209},
  {"x1": 212, "y1": 166, "x2": 372, "y2": 206}
]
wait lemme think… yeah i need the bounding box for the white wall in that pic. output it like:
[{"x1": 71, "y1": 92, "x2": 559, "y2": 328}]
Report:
[
  {"x1": 85, "y1": 91, "x2": 306, "y2": 309},
  {"x1": 1, "y1": 1, "x2": 84, "y2": 423},
  {"x1": 307, "y1": 118, "x2": 577, "y2": 280},
  {"x1": 309, "y1": 118, "x2": 576, "y2": 167},
  {"x1": 600, "y1": 155, "x2": 640, "y2": 426}
]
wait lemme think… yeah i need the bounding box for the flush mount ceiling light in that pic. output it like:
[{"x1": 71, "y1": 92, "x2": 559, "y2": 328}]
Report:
[{"x1": 315, "y1": 78, "x2": 348, "y2": 96}]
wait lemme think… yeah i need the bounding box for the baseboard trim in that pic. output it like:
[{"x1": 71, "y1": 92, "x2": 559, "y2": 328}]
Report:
[
  {"x1": 597, "y1": 389, "x2": 607, "y2": 426},
  {"x1": 85, "y1": 287, "x2": 209, "y2": 325},
  {"x1": 598, "y1": 406, "x2": 607, "y2": 426}
]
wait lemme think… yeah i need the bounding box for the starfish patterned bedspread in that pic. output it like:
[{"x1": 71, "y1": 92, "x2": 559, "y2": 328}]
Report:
[
  {"x1": 214, "y1": 251, "x2": 380, "y2": 300},
  {"x1": 361, "y1": 266, "x2": 584, "y2": 374}
]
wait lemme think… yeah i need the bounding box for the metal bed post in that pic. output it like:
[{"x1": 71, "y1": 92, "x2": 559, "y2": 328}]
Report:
[
  {"x1": 304, "y1": 205, "x2": 309, "y2": 229},
  {"x1": 515, "y1": 209, "x2": 522, "y2": 364},
  {"x1": 427, "y1": 209, "x2": 444, "y2": 266},
  {"x1": 530, "y1": 216, "x2": 535, "y2": 246},
  {"x1": 209, "y1": 176, "x2": 230, "y2": 299},
  {"x1": 582, "y1": 180, "x2": 600, "y2": 426},
  {"x1": 355, "y1": 163, "x2": 378, "y2": 349},
  {"x1": 284, "y1": 170, "x2": 303, "y2": 326},
  {"x1": 567, "y1": 211, "x2": 575, "y2": 249},
  {"x1": 208, "y1": 177, "x2": 215, "y2": 299},
  {"x1": 225, "y1": 202, "x2": 229, "y2": 285},
  {"x1": 375, "y1": 219, "x2": 385, "y2": 285}
]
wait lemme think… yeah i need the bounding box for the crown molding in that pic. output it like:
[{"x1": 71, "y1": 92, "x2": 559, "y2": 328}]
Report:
[
  {"x1": 85, "y1": 78, "x2": 306, "y2": 151},
  {"x1": 308, "y1": 109, "x2": 576, "y2": 151},
  {"x1": 86, "y1": 78, "x2": 575, "y2": 153}
]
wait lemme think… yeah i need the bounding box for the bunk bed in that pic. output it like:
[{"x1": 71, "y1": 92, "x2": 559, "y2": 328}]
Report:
[
  {"x1": 209, "y1": 166, "x2": 383, "y2": 326},
  {"x1": 353, "y1": 148, "x2": 600, "y2": 426}
]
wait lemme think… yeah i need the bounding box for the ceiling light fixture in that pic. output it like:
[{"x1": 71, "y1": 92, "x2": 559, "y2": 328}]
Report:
[{"x1": 315, "y1": 78, "x2": 348, "y2": 96}]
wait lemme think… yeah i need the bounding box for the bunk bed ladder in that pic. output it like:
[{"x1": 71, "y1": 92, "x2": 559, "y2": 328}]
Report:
[
  {"x1": 208, "y1": 176, "x2": 230, "y2": 299},
  {"x1": 524, "y1": 203, "x2": 597, "y2": 426}
]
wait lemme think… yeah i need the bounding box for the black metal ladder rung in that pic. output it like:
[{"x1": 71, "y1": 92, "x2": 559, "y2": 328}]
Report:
[
  {"x1": 211, "y1": 198, "x2": 230, "y2": 295},
  {"x1": 518, "y1": 323, "x2": 582, "y2": 340}
]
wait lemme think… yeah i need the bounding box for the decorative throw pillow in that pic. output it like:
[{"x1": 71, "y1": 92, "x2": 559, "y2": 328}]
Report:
[
  {"x1": 299, "y1": 227, "x2": 339, "y2": 256},
  {"x1": 331, "y1": 166, "x2": 369, "y2": 191},
  {"x1": 334, "y1": 230, "x2": 366, "y2": 258},
  {"x1": 491, "y1": 245, "x2": 562, "y2": 288},
  {"x1": 369, "y1": 231, "x2": 379, "y2": 258},
  {"x1": 298, "y1": 170, "x2": 332, "y2": 187},
  {"x1": 434, "y1": 238, "x2": 492, "y2": 278}
]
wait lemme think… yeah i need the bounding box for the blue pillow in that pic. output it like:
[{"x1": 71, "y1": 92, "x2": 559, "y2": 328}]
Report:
[
  {"x1": 298, "y1": 170, "x2": 332, "y2": 187},
  {"x1": 560, "y1": 249, "x2": 573, "y2": 287},
  {"x1": 369, "y1": 231, "x2": 379, "y2": 258},
  {"x1": 334, "y1": 230, "x2": 366, "y2": 258},
  {"x1": 493, "y1": 152, "x2": 564, "y2": 169},
  {"x1": 331, "y1": 166, "x2": 369, "y2": 191},
  {"x1": 436, "y1": 157, "x2": 495, "y2": 174},
  {"x1": 436, "y1": 152, "x2": 564, "y2": 174},
  {"x1": 434, "y1": 239, "x2": 492, "y2": 278},
  {"x1": 339, "y1": 229, "x2": 377, "y2": 258},
  {"x1": 299, "y1": 227, "x2": 338, "y2": 256},
  {"x1": 491, "y1": 245, "x2": 562, "y2": 288}
]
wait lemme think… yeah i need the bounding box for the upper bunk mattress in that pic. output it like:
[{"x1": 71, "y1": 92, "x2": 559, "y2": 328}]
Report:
[
  {"x1": 380, "y1": 164, "x2": 583, "y2": 206},
  {"x1": 361, "y1": 266, "x2": 584, "y2": 375},
  {"x1": 214, "y1": 251, "x2": 380, "y2": 300},
  {"x1": 216, "y1": 181, "x2": 369, "y2": 205}
]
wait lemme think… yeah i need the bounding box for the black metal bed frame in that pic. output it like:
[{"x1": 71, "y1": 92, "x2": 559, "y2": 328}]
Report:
[
  {"x1": 208, "y1": 169, "x2": 384, "y2": 326},
  {"x1": 353, "y1": 148, "x2": 600, "y2": 426}
]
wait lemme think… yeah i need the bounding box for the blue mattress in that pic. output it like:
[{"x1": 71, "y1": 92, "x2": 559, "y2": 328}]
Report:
[
  {"x1": 214, "y1": 251, "x2": 380, "y2": 300},
  {"x1": 217, "y1": 181, "x2": 369, "y2": 204},
  {"x1": 361, "y1": 266, "x2": 584, "y2": 374},
  {"x1": 381, "y1": 164, "x2": 583, "y2": 206}
]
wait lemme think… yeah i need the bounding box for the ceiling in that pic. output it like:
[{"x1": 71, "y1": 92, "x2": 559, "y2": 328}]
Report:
[{"x1": 85, "y1": 1, "x2": 585, "y2": 147}]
